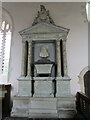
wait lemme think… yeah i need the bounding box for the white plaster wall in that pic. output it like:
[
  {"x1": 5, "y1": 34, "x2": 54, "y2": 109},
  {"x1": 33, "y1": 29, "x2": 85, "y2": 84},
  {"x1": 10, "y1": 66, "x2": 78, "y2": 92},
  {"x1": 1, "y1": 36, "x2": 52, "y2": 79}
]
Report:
[{"x1": 2, "y1": 2, "x2": 88, "y2": 96}]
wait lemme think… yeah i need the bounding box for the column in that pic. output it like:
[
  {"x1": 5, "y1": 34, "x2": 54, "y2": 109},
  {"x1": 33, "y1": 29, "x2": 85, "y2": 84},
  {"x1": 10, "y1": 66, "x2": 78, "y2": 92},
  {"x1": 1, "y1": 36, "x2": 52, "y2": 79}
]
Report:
[
  {"x1": 56, "y1": 40, "x2": 61, "y2": 77},
  {"x1": 62, "y1": 40, "x2": 68, "y2": 77},
  {"x1": 21, "y1": 41, "x2": 27, "y2": 77},
  {"x1": 18, "y1": 41, "x2": 32, "y2": 96},
  {"x1": 27, "y1": 41, "x2": 32, "y2": 77}
]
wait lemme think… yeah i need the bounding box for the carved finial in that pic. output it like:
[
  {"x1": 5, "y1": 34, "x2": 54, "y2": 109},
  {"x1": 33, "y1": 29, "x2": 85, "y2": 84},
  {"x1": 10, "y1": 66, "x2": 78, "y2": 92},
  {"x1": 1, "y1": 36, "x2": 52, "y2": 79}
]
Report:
[
  {"x1": 40, "y1": 5, "x2": 46, "y2": 12},
  {"x1": 32, "y1": 5, "x2": 54, "y2": 26}
]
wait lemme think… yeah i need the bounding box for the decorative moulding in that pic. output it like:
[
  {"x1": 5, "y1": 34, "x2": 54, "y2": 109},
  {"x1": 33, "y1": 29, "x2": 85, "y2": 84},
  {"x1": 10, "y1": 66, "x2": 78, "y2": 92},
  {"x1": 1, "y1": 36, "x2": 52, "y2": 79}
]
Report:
[{"x1": 19, "y1": 5, "x2": 69, "y2": 38}]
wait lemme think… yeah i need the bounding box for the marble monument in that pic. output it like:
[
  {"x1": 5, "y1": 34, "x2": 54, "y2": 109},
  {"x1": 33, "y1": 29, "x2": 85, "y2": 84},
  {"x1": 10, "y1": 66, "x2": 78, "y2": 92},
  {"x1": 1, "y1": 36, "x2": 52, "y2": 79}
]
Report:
[{"x1": 11, "y1": 5, "x2": 76, "y2": 118}]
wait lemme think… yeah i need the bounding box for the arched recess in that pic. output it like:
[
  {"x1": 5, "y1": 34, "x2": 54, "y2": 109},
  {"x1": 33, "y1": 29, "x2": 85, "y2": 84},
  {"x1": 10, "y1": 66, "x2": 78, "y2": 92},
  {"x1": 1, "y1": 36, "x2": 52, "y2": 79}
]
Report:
[
  {"x1": 1, "y1": 8, "x2": 14, "y2": 31},
  {"x1": 84, "y1": 70, "x2": 90, "y2": 98},
  {"x1": 0, "y1": 8, "x2": 14, "y2": 83},
  {"x1": 78, "y1": 66, "x2": 90, "y2": 93}
]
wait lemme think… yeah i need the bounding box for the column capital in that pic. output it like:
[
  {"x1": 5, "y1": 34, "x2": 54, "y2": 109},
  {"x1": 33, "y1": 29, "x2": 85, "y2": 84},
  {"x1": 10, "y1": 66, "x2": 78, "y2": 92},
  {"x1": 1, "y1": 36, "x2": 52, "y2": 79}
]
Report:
[
  {"x1": 56, "y1": 40, "x2": 60, "y2": 45},
  {"x1": 22, "y1": 40, "x2": 26, "y2": 44},
  {"x1": 56, "y1": 38, "x2": 61, "y2": 42},
  {"x1": 62, "y1": 39, "x2": 67, "y2": 43},
  {"x1": 27, "y1": 39, "x2": 33, "y2": 43},
  {"x1": 61, "y1": 36, "x2": 67, "y2": 41}
]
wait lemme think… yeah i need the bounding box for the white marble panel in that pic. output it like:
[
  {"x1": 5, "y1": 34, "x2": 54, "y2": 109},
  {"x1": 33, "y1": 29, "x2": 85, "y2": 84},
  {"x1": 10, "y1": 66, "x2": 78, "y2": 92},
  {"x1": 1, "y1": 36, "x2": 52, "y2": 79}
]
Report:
[
  {"x1": 30, "y1": 99, "x2": 56, "y2": 109},
  {"x1": 18, "y1": 78, "x2": 32, "y2": 96},
  {"x1": 56, "y1": 79, "x2": 71, "y2": 97},
  {"x1": 35, "y1": 64, "x2": 53, "y2": 74},
  {"x1": 33, "y1": 79, "x2": 53, "y2": 97}
]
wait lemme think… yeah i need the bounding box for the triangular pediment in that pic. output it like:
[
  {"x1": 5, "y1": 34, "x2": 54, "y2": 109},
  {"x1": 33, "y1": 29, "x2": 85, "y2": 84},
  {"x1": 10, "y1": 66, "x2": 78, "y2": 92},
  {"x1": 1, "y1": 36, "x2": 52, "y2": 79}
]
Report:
[{"x1": 19, "y1": 22, "x2": 69, "y2": 36}]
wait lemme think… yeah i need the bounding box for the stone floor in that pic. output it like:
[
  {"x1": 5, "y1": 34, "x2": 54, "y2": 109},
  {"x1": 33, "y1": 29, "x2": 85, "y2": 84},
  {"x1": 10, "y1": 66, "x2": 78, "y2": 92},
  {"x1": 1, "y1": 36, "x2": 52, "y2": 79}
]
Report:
[{"x1": 2, "y1": 117, "x2": 77, "y2": 120}]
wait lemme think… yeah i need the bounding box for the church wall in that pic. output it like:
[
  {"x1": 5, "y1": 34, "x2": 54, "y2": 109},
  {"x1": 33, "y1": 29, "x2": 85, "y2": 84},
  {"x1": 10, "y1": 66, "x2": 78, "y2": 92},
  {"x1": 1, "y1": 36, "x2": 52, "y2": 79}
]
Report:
[{"x1": 2, "y1": 2, "x2": 88, "y2": 96}]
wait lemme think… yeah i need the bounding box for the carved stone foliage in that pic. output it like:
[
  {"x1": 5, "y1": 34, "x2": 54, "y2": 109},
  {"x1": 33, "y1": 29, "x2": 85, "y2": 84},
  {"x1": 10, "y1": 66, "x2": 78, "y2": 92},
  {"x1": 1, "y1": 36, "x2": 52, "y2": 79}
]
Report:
[{"x1": 32, "y1": 5, "x2": 54, "y2": 26}]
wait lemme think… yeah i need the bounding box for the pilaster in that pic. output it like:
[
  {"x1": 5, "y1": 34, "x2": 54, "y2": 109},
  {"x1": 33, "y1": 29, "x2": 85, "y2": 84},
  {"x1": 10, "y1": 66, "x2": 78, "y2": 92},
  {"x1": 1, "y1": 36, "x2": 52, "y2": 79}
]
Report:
[
  {"x1": 56, "y1": 40, "x2": 61, "y2": 77},
  {"x1": 27, "y1": 41, "x2": 32, "y2": 77},
  {"x1": 21, "y1": 41, "x2": 27, "y2": 77},
  {"x1": 63, "y1": 40, "x2": 68, "y2": 77}
]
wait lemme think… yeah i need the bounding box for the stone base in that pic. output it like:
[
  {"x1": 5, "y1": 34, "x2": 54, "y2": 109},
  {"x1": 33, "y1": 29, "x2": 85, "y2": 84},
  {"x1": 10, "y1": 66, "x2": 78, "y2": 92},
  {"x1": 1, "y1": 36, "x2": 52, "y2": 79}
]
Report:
[
  {"x1": 18, "y1": 77, "x2": 32, "y2": 96},
  {"x1": 57, "y1": 97, "x2": 76, "y2": 118},
  {"x1": 29, "y1": 98, "x2": 57, "y2": 118},
  {"x1": 56, "y1": 77, "x2": 71, "y2": 97},
  {"x1": 33, "y1": 77, "x2": 54, "y2": 97},
  {"x1": 11, "y1": 96, "x2": 76, "y2": 118},
  {"x1": 11, "y1": 96, "x2": 30, "y2": 117}
]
